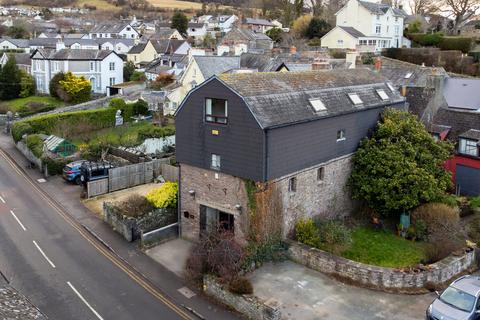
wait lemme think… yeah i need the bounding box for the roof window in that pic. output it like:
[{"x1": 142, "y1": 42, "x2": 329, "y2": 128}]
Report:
[
  {"x1": 404, "y1": 72, "x2": 413, "y2": 79},
  {"x1": 309, "y1": 98, "x2": 326, "y2": 112},
  {"x1": 348, "y1": 93, "x2": 363, "y2": 105},
  {"x1": 387, "y1": 82, "x2": 396, "y2": 92},
  {"x1": 376, "y1": 89, "x2": 389, "y2": 101}
]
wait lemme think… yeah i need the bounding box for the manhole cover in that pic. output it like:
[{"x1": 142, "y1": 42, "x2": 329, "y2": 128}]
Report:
[{"x1": 178, "y1": 287, "x2": 196, "y2": 299}]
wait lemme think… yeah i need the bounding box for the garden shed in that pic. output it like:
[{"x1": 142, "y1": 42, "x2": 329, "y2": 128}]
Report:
[{"x1": 44, "y1": 135, "x2": 76, "y2": 157}]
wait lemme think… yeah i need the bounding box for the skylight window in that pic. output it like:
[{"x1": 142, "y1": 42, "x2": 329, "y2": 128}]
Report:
[
  {"x1": 309, "y1": 98, "x2": 326, "y2": 112},
  {"x1": 376, "y1": 89, "x2": 389, "y2": 101},
  {"x1": 404, "y1": 72, "x2": 413, "y2": 79},
  {"x1": 348, "y1": 93, "x2": 363, "y2": 105},
  {"x1": 387, "y1": 82, "x2": 396, "y2": 92}
]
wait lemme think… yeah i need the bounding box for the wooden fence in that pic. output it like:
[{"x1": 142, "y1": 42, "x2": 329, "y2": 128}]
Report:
[{"x1": 86, "y1": 158, "x2": 177, "y2": 198}]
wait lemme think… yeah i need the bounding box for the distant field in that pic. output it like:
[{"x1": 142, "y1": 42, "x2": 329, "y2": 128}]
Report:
[
  {"x1": 147, "y1": 0, "x2": 203, "y2": 9},
  {"x1": 75, "y1": 0, "x2": 121, "y2": 11}
]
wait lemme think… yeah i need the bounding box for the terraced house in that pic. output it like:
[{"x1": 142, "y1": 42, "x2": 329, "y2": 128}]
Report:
[{"x1": 175, "y1": 69, "x2": 406, "y2": 243}]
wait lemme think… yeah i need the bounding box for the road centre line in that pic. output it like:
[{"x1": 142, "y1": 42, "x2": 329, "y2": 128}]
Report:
[
  {"x1": 0, "y1": 195, "x2": 5, "y2": 203},
  {"x1": 67, "y1": 281, "x2": 104, "y2": 320},
  {"x1": 32, "y1": 240, "x2": 56, "y2": 268},
  {"x1": 10, "y1": 210, "x2": 26, "y2": 231}
]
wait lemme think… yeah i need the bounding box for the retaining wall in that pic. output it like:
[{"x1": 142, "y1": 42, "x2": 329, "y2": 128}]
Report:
[
  {"x1": 203, "y1": 275, "x2": 281, "y2": 320},
  {"x1": 16, "y1": 141, "x2": 42, "y2": 171},
  {"x1": 287, "y1": 240, "x2": 477, "y2": 293}
]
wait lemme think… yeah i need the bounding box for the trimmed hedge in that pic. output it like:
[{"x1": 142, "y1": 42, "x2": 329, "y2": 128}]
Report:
[
  {"x1": 439, "y1": 37, "x2": 473, "y2": 53},
  {"x1": 25, "y1": 134, "x2": 43, "y2": 158},
  {"x1": 137, "y1": 125, "x2": 175, "y2": 140},
  {"x1": 42, "y1": 157, "x2": 70, "y2": 175},
  {"x1": 409, "y1": 33, "x2": 443, "y2": 46}
]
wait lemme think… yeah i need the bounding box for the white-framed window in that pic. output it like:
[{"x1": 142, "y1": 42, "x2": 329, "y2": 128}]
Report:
[
  {"x1": 90, "y1": 61, "x2": 95, "y2": 71},
  {"x1": 109, "y1": 77, "x2": 115, "y2": 86},
  {"x1": 375, "y1": 25, "x2": 381, "y2": 34},
  {"x1": 211, "y1": 154, "x2": 221, "y2": 170},
  {"x1": 459, "y1": 138, "x2": 479, "y2": 157},
  {"x1": 376, "y1": 89, "x2": 389, "y2": 100},
  {"x1": 337, "y1": 129, "x2": 346, "y2": 141},
  {"x1": 387, "y1": 26, "x2": 389, "y2": 33},
  {"x1": 288, "y1": 177, "x2": 297, "y2": 192},
  {"x1": 395, "y1": 25, "x2": 400, "y2": 35},
  {"x1": 337, "y1": 39, "x2": 344, "y2": 46},
  {"x1": 309, "y1": 98, "x2": 326, "y2": 112},
  {"x1": 109, "y1": 62, "x2": 115, "y2": 71},
  {"x1": 348, "y1": 93, "x2": 363, "y2": 105},
  {"x1": 404, "y1": 72, "x2": 413, "y2": 79},
  {"x1": 205, "y1": 98, "x2": 228, "y2": 124},
  {"x1": 376, "y1": 15, "x2": 380, "y2": 20},
  {"x1": 359, "y1": 40, "x2": 368, "y2": 45}
]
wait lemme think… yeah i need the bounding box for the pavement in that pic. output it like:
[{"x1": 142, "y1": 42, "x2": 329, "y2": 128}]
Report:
[
  {"x1": 0, "y1": 276, "x2": 47, "y2": 320},
  {"x1": 146, "y1": 238, "x2": 194, "y2": 278},
  {"x1": 0, "y1": 131, "x2": 239, "y2": 320},
  {"x1": 250, "y1": 260, "x2": 435, "y2": 320}
]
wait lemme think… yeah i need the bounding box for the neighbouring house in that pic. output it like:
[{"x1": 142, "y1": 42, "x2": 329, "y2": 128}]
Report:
[
  {"x1": 89, "y1": 22, "x2": 140, "y2": 39},
  {"x1": 242, "y1": 18, "x2": 275, "y2": 34},
  {"x1": 127, "y1": 39, "x2": 190, "y2": 67},
  {"x1": 145, "y1": 54, "x2": 187, "y2": 80},
  {"x1": 29, "y1": 38, "x2": 99, "y2": 50},
  {"x1": 219, "y1": 28, "x2": 274, "y2": 54},
  {"x1": 0, "y1": 52, "x2": 31, "y2": 73},
  {"x1": 175, "y1": 69, "x2": 406, "y2": 242},
  {"x1": 459, "y1": 20, "x2": 480, "y2": 37},
  {"x1": 187, "y1": 23, "x2": 208, "y2": 41},
  {"x1": 97, "y1": 38, "x2": 135, "y2": 55},
  {"x1": 0, "y1": 38, "x2": 30, "y2": 52},
  {"x1": 239, "y1": 51, "x2": 332, "y2": 72},
  {"x1": 321, "y1": 0, "x2": 408, "y2": 52},
  {"x1": 31, "y1": 48, "x2": 123, "y2": 94},
  {"x1": 149, "y1": 27, "x2": 184, "y2": 40},
  {"x1": 218, "y1": 15, "x2": 238, "y2": 33},
  {"x1": 38, "y1": 32, "x2": 62, "y2": 39}
]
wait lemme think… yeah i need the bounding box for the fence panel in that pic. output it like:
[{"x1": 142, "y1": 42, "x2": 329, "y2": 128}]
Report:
[
  {"x1": 109, "y1": 166, "x2": 130, "y2": 192},
  {"x1": 144, "y1": 161, "x2": 154, "y2": 182},
  {"x1": 161, "y1": 164, "x2": 179, "y2": 182},
  {"x1": 128, "y1": 162, "x2": 145, "y2": 187},
  {"x1": 87, "y1": 178, "x2": 109, "y2": 198}
]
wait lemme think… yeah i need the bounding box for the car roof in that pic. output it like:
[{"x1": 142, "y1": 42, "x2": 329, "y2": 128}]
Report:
[{"x1": 451, "y1": 276, "x2": 480, "y2": 297}]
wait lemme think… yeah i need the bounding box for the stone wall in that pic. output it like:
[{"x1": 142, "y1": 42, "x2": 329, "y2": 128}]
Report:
[
  {"x1": 180, "y1": 163, "x2": 249, "y2": 243},
  {"x1": 288, "y1": 240, "x2": 477, "y2": 293},
  {"x1": 103, "y1": 202, "x2": 177, "y2": 242},
  {"x1": 203, "y1": 275, "x2": 281, "y2": 320},
  {"x1": 16, "y1": 141, "x2": 43, "y2": 171},
  {"x1": 275, "y1": 154, "x2": 355, "y2": 238}
]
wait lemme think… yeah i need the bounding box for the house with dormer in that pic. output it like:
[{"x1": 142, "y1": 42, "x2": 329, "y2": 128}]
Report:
[
  {"x1": 321, "y1": 0, "x2": 408, "y2": 52},
  {"x1": 89, "y1": 22, "x2": 140, "y2": 39}
]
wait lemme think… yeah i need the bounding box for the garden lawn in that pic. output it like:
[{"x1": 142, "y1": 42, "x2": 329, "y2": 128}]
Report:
[
  {"x1": 3, "y1": 96, "x2": 64, "y2": 112},
  {"x1": 341, "y1": 227, "x2": 426, "y2": 268}
]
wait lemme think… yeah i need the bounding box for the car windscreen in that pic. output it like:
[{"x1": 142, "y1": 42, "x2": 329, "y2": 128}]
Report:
[{"x1": 440, "y1": 286, "x2": 476, "y2": 312}]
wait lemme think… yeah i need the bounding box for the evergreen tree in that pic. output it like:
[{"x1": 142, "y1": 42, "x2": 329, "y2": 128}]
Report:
[
  {"x1": 123, "y1": 61, "x2": 135, "y2": 82},
  {"x1": 49, "y1": 72, "x2": 66, "y2": 98},
  {"x1": 171, "y1": 12, "x2": 188, "y2": 36},
  {"x1": 305, "y1": 17, "x2": 331, "y2": 39},
  {"x1": 0, "y1": 55, "x2": 21, "y2": 100}
]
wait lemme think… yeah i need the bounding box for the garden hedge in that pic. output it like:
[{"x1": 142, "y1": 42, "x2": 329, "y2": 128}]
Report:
[{"x1": 407, "y1": 33, "x2": 473, "y2": 53}]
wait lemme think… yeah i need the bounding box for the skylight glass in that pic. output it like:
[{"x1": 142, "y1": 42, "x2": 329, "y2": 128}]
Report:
[
  {"x1": 387, "y1": 82, "x2": 396, "y2": 92},
  {"x1": 348, "y1": 93, "x2": 363, "y2": 105},
  {"x1": 404, "y1": 72, "x2": 413, "y2": 79},
  {"x1": 309, "y1": 98, "x2": 326, "y2": 112},
  {"x1": 376, "y1": 89, "x2": 389, "y2": 100}
]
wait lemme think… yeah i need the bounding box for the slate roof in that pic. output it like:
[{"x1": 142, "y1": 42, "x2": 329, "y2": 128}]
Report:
[
  {"x1": 358, "y1": 0, "x2": 407, "y2": 16},
  {"x1": 188, "y1": 23, "x2": 204, "y2": 28},
  {"x1": 90, "y1": 22, "x2": 134, "y2": 34},
  {"x1": 240, "y1": 52, "x2": 321, "y2": 72},
  {"x1": 151, "y1": 39, "x2": 186, "y2": 54},
  {"x1": 428, "y1": 124, "x2": 451, "y2": 135},
  {"x1": 217, "y1": 69, "x2": 405, "y2": 128},
  {"x1": 244, "y1": 18, "x2": 275, "y2": 26},
  {"x1": 194, "y1": 55, "x2": 241, "y2": 79},
  {"x1": 432, "y1": 107, "x2": 480, "y2": 141},
  {"x1": 128, "y1": 41, "x2": 148, "y2": 54},
  {"x1": 338, "y1": 26, "x2": 365, "y2": 38},
  {"x1": 8, "y1": 52, "x2": 31, "y2": 65},
  {"x1": 0, "y1": 38, "x2": 29, "y2": 47},
  {"x1": 443, "y1": 78, "x2": 480, "y2": 110},
  {"x1": 95, "y1": 38, "x2": 135, "y2": 46},
  {"x1": 459, "y1": 129, "x2": 480, "y2": 141},
  {"x1": 64, "y1": 33, "x2": 87, "y2": 39},
  {"x1": 30, "y1": 38, "x2": 100, "y2": 49},
  {"x1": 149, "y1": 28, "x2": 180, "y2": 40},
  {"x1": 232, "y1": 28, "x2": 272, "y2": 41},
  {"x1": 32, "y1": 48, "x2": 116, "y2": 61}
]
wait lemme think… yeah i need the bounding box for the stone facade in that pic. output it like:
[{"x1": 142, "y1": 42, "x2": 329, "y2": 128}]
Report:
[
  {"x1": 288, "y1": 240, "x2": 478, "y2": 293},
  {"x1": 180, "y1": 163, "x2": 249, "y2": 243},
  {"x1": 276, "y1": 154, "x2": 355, "y2": 237},
  {"x1": 203, "y1": 275, "x2": 281, "y2": 320}
]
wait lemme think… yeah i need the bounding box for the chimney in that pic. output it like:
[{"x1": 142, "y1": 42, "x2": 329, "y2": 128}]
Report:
[
  {"x1": 401, "y1": 85, "x2": 407, "y2": 97},
  {"x1": 56, "y1": 37, "x2": 65, "y2": 51},
  {"x1": 374, "y1": 56, "x2": 382, "y2": 72},
  {"x1": 312, "y1": 58, "x2": 330, "y2": 70},
  {"x1": 346, "y1": 50, "x2": 358, "y2": 69},
  {"x1": 290, "y1": 46, "x2": 297, "y2": 55}
]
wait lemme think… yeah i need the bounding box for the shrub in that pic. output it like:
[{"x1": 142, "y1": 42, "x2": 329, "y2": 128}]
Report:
[
  {"x1": 468, "y1": 214, "x2": 480, "y2": 244},
  {"x1": 41, "y1": 157, "x2": 70, "y2": 175},
  {"x1": 130, "y1": 71, "x2": 146, "y2": 82},
  {"x1": 146, "y1": 182, "x2": 178, "y2": 209},
  {"x1": 12, "y1": 121, "x2": 33, "y2": 142},
  {"x1": 49, "y1": 72, "x2": 65, "y2": 98},
  {"x1": 150, "y1": 73, "x2": 174, "y2": 90},
  {"x1": 132, "y1": 99, "x2": 148, "y2": 115},
  {"x1": 19, "y1": 70, "x2": 35, "y2": 98},
  {"x1": 470, "y1": 197, "x2": 480, "y2": 210},
  {"x1": 243, "y1": 238, "x2": 288, "y2": 269},
  {"x1": 412, "y1": 203, "x2": 460, "y2": 242},
  {"x1": 409, "y1": 33, "x2": 443, "y2": 46},
  {"x1": 25, "y1": 134, "x2": 43, "y2": 158},
  {"x1": 109, "y1": 97, "x2": 127, "y2": 110},
  {"x1": 295, "y1": 218, "x2": 321, "y2": 248},
  {"x1": 330, "y1": 49, "x2": 346, "y2": 59},
  {"x1": 115, "y1": 194, "x2": 154, "y2": 218},
  {"x1": 316, "y1": 219, "x2": 352, "y2": 253},
  {"x1": 423, "y1": 240, "x2": 459, "y2": 264},
  {"x1": 435, "y1": 194, "x2": 459, "y2": 208},
  {"x1": 137, "y1": 125, "x2": 175, "y2": 140},
  {"x1": 439, "y1": 37, "x2": 473, "y2": 53},
  {"x1": 59, "y1": 72, "x2": 91, "y2": 103},
  {"x1": 228, "y1": 277, "x2": 253, "y2": 295}
]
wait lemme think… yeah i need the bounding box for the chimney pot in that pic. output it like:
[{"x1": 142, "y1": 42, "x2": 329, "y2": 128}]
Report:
[
  {"x1": 374, "y1": 57, "x2": 382, "y2": 72},
  {"x1": 290, "y1": 46, "x2": 297, "y2": 55}
]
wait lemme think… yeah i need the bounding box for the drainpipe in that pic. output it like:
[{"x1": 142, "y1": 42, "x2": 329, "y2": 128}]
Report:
[{"x1": 178, "y1": 163, "x2": 182, "y2": 238}]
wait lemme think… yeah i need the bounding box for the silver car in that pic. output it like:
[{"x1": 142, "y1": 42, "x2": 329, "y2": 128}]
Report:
[{"x1": 426, "y1": 275, "x2": 480, "y2": 320}]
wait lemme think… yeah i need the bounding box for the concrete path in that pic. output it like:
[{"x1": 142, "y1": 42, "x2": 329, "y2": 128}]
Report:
[
  {"x1": 146, "y1": 239, "x2": 193, "y2": 278},
  {"x1": 250, "y1": 261, "x2": 435, "y2": 320}
]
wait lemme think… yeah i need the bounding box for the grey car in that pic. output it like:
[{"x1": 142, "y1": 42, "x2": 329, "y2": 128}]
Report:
[{"x1": 426, "y1": 275, "x2": 480, "y2": 320}]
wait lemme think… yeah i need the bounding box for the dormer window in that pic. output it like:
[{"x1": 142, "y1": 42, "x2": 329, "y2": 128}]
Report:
[
  {"x1": 376, "y1": 89, "x2": 389, "y2": 101},
  {"x1": 205, "y1": 98, "x2": 228, "y2": 124},
  {"x1": 309, "y1": 98, "x2": 326, "y2": 112},
  {"x1": 348, "y1": 93, "x2": 363, "y2": 105},
  {"x1": 459, "y1": 138, "x2": 479, "y2": 157}
]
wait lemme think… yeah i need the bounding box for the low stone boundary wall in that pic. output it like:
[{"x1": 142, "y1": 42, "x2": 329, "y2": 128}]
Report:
[
  {"x1": 16, "y1": 141, "x2": 43, "y2": 171},
  {"x1": 103, "y1": 202, "x2": 177, "y2": 242},
  {"x1": 287, "y1": 240, "x2": 477, "y2": 293},
  {"x1": 141, "y1": 222, "x2": 178, "y2": 248},
  {"x1": 203, "y1": 275, "x2": 281, "y2": 320}
]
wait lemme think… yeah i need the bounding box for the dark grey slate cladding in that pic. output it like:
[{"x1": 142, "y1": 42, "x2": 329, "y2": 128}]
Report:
[
  {"x1": 266, "y1": 103, "x2": 405, "y2": 180},
  {"x1": 175, "y1": 78, "x2": 265, "y2": 181}
]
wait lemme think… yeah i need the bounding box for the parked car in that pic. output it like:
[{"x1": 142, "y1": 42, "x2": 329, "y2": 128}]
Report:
[
  {"x1": 63, "y1": 160, "x2": 87, "y2": 184},
  {"x1": 426, "y1": 275, "x2": 480, "y2": 320},
  {"x1": 79, "y1": 161, "x2": 115, "y2": 185}
]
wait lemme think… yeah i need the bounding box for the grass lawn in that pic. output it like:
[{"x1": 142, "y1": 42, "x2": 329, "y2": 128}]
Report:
[
  {"x1": 341, "y1": 227, "x2": 427, "y2": 268},
  {"x1": 2, "y1": 96, "x2": 64, "y2": 112}
]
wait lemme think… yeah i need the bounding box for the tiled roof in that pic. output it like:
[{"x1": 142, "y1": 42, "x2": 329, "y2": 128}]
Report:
[
  {"x1": 7, "y1": 52, "x2": 31, "y2": 65},
  {"x1": 128, "y1": 42, "x2": 148, "y2": 54},
  {"x1": 338, "y1": 26, "x2": 365, "y2": 38},
  {"x1": 433, "y1": 107, "x2": 480, "y2": 141},
  {"x1": 359, "y1": 0, "x2": 407, "y2": 16},
  {"x1": 194, "y1": 55, "x2": 241, "y2": 79},
  {"x1": 244, "y1": 18, "x2": 275, "y2": 26},
  {"x1": 95, "y1": 38, "x2": 135, "y2": 46},
  {"x1": 233, "y1": 28, "x2": 272, "y2": 41},
  {"x1": 218, "y1": 69, "x2": 405, "y2": 128},
  {"x1": 90, "y1": 22, "x2": 133, "y2": 34},
  {"x1": 443, "y1": 78, "x2": 480, "y2": 110},
  {"x1": 149, "y1": 28, "x2": 180, "y2": 40},
  {"x1": 151, "y1": 39, "x2": 186, "y2": 54},
  {"x1": 32, "y1": 48, "x2": 115, "y2": 61},
  {"x1": 0, "y1": 38, "x2": 29, "y2": 47},
  {"x1": 459, "y1": 129, "x2": 480, "y2": 141}
]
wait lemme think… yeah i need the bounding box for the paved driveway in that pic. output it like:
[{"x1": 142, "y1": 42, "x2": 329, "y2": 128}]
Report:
[{"x1": 249, "y1": 261, "x2": 434, "y2": 320}]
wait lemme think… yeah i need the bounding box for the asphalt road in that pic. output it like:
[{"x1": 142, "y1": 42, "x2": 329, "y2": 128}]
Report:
[{"x1": 0, "y1": 150, "x2": 193, "y2": 320}]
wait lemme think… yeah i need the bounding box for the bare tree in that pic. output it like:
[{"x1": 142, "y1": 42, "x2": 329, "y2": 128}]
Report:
[
  {"x1": 409, "y1": 0, "x2": 438, "y2": 14},
  {"x1": 306, "y1": 0, "x2": 324, "y2": 16},
  {"x1": 443, "y1": 0, "x2": 480, "y2": 33}
]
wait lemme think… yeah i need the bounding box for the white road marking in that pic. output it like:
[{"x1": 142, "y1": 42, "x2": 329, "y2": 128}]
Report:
[
  {"x1": 67, "y1": 281, "x2": 104, "y2": 320},
  {"x1": 32, "y1": 241, "x2": 56, "y2": 268},
  {"x1": 0, "y1": 195, "x2": 5, "y2": 203},
  {"x1": 10, "y1": 210, "x2": 26, "y2": 231}
]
